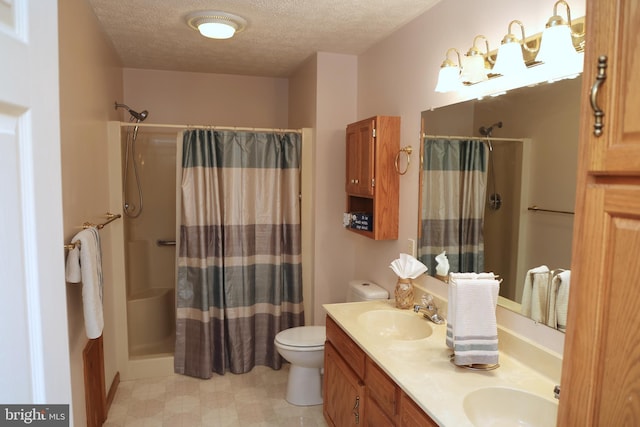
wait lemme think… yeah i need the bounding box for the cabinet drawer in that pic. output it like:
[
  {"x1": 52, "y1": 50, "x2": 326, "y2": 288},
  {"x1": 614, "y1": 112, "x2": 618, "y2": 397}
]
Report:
[
  {"x1": 326, "y1": 316, "x2": 365, "y2": 378},
  {"x1": 365, "y1": 357, "x2": 399, "y2": 421}
]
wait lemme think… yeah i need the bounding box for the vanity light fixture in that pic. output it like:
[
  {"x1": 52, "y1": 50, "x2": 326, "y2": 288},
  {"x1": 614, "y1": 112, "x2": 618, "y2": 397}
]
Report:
[
  {"x1": 432, "y1": 1, "x2": 584, "y2": 96},
  {"x1": 536, "y1": 1, "x2": 580, "y2": 68},
  {"x1": 492, "y1": 20, "x2": 539, "y2": 77},
  {"x1": 435, "y1": 48, "x2": 463, "y2": 93},
  {"x1": 460, "y1": 35, "x2": 493, "y2": 84},
  {"x1": 186, "y1": 11, "x2": 247, "y2": 40}
]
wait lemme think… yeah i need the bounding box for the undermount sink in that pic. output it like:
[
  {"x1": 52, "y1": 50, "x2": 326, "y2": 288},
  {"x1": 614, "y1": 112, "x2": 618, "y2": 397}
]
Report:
[
  {"x1": 463, "y1": 387, "x2": 558, "y2": 427},
  {"x1": 357, "y1": 309, "x2": 432, "y2": 340}
]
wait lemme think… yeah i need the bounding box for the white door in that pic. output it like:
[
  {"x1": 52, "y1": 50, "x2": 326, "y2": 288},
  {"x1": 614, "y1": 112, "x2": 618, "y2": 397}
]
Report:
[{"x1": 0, "y1": 0, "x2": 72, "y2": 413}]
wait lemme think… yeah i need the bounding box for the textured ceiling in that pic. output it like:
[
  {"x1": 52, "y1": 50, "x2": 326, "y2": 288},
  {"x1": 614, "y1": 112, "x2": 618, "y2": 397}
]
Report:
[{"x1": 88, "y1": 0, "x2": 441, "y2": 78}]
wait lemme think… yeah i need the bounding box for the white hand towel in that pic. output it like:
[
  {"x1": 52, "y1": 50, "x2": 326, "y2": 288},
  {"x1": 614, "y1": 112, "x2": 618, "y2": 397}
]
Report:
[
  {"x1": 555, "y1": 270, "x2": 571, "y2": 332},
  {"x1": 521, "y1": 265, "x2": 550, "y2": 320},
  {"x1": 446, "y1": 272, "x2": 496, "y2": 349},
  {"x1": 447, "y1": 273, "x2": 499, "y2": 366},
  {"x1": 65, "y1": 227, "x2": 104, "y2": 339}
]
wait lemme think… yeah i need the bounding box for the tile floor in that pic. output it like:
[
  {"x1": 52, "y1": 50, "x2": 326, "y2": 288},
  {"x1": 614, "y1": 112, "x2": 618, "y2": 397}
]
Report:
[{"x1": 104, "y1": 364, "x2": 328, "y2": 427}]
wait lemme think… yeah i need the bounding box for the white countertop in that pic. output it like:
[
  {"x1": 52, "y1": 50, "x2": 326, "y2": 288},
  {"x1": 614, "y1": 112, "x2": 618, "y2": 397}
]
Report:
[{"x1": 323, "y1": 299, "x2": 560, "y2": 427}]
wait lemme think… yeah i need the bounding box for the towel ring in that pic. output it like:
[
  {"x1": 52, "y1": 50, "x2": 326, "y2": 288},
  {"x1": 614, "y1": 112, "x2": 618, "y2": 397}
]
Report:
[{"x1": 395, "y1": 146, "x2": 413, "y2": 175}]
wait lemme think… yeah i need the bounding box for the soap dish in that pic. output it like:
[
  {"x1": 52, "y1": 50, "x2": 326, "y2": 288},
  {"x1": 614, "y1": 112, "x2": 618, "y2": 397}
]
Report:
[{"x1": 449, "y1": 353, "x2": 500, "y2": 371}]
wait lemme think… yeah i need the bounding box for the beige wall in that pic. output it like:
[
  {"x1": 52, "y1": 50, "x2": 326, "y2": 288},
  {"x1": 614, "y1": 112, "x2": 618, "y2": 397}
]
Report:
[
  {"x1": 122, "y1": 68, "x2": 289, "y2": 128},
  {"x1": 58, "y1": 0, "x2": 123, "y2": 424}
]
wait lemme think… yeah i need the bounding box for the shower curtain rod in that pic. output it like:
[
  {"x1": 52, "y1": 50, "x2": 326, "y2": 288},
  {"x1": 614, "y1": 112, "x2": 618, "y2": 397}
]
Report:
[
  {"x1": 422, "y1": 133, "x2": 526, "y2": 142},
  {"x1": 119, "y1": 121, "x2": 303, "y2": 134}
]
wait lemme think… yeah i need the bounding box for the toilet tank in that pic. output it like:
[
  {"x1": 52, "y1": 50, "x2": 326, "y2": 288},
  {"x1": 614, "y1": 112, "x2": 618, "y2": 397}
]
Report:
[{"x1": 347, "y1": 280, "x2": 389, "y2": 302}]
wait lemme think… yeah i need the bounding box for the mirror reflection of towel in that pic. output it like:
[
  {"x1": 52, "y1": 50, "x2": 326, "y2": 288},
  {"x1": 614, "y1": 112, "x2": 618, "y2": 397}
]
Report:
[
  {"x1": 521, "y1": 265, "x2": 550, "y2": 322},
  {"x1": 554, "y1": 271, "x2": 571, "y2": 332}
]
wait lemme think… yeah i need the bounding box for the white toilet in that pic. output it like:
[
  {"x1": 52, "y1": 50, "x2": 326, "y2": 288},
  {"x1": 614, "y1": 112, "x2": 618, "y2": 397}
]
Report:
[{"x1": 274, "y1": 280, "x2": 389, "y2": 406}]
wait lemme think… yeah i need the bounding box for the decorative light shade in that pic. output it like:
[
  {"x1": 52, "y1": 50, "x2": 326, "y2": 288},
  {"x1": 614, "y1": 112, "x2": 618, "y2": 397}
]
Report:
[
  {"x1": 460, "y1": 35, "x2": 491, "y2": 84},
  {"x1": 435, "y1": 48, "x2": 462, "y2": 93},
  {"x1": 536, "y1": 1, "x2": 579, "y2": 66},
  {"x1": 493, "y1": 42, "x2": 527, "y2": 76},
  {"x1": 493, "y1": 20, "x2": 535, "y2": 77},
  {"x1": 186, "y1": 11, "x2": 247, "y2": 40}
]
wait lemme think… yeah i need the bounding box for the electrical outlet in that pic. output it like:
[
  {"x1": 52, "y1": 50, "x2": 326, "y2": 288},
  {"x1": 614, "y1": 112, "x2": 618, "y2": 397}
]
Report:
[{"x1": 407, "y1": 238, "x2": 416, "y2": 257}]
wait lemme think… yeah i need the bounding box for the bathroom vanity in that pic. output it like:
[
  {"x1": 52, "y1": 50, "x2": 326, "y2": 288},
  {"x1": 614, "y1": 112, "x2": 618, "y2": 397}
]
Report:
[
  {"x1": 323, "y1": 298, "x2": 561, "y2": 426},
  {"x1": 324, "y1": 315, "x2": 436, "y2": 426}
]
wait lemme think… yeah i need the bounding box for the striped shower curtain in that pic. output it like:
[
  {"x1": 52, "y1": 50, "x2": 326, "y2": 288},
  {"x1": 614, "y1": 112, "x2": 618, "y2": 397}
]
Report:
[
  {"x1": 419, "y1": 138, "x2": 488, "y2": 275},
  {"x1": 175, "y1": 129, "x2": 304, "y2": 379}
]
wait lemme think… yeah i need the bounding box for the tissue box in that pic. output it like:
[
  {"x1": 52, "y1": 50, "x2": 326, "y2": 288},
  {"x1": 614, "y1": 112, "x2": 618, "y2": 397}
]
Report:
[{"x1": 350, "y1": 212, "x2": 373, "y2": 231}]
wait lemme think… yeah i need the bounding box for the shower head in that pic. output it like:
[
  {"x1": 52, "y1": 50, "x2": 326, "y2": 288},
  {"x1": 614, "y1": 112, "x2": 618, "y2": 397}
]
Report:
[
  {"x1": 130, "y1": 109, "x2": 148, "y2": 122},
  {"x1": 114, "y1": 102, "x2": 149, "y2": 122},
  {"x1": 479, "y1": 121, "x2": 503, "y2": 137}
]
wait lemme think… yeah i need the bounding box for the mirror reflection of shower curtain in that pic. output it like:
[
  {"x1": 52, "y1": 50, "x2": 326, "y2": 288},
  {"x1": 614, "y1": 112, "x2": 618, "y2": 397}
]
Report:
[
  {"x1": 419, "y1": 138, "x2": 488, "y2": 275},
  {"x1": 174, "y1": 129, "x2": 304, "y2": 379}
]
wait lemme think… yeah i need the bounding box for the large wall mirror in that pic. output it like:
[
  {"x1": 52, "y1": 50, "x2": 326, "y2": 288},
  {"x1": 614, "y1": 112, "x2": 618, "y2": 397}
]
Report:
[{"x1": 418, "y1": 76, "x2": 581, "y2": 332}]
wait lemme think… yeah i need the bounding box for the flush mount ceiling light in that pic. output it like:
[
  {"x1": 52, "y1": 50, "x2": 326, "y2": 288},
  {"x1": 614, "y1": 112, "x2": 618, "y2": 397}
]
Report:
[{"x1": 186, "y1": 11, "x2": 247, "y2": 39}]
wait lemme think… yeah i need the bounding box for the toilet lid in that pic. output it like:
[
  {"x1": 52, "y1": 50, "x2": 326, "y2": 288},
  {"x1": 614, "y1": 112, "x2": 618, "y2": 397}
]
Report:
[{"x1": 275, "y1": 326, "x2": 326, "y2": 347}]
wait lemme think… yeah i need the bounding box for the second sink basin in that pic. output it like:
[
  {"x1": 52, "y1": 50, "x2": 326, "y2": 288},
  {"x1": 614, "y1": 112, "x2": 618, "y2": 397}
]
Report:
[
  {"x1": 357, "y1": 309, "x2": 432, "y2": 340},
  {"x1": 463, "y1": 387, "x2": 558, "y2": 427}
]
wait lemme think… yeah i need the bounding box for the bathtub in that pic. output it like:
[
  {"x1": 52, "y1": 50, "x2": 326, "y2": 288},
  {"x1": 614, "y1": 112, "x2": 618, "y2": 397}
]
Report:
[{"x1": 127, "y1": 287, "x2": 175, "y2": 357}]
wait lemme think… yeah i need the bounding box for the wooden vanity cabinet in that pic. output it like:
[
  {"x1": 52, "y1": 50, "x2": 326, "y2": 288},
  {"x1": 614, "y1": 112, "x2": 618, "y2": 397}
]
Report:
[
  {"x1": 558, "y1": 0, "x2": 640, "y2": 425},
  {"x1": 345, "y1": 116, "x2": 400, "y2": 240},
  {"x1": 324, "y1": 316, "x2": 437, "y2": 427}
]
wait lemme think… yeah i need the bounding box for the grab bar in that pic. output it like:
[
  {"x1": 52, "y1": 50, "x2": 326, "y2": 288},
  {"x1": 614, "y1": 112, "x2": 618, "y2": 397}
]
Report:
[{"x1": 157, "y1": 239, "x2": 176, "y2": 246}]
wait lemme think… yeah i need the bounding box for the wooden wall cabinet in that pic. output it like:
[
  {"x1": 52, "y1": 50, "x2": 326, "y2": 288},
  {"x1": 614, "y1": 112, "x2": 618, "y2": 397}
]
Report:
[
  {"x1": 345, "y1": 116, "x2": 400, "y2": 240},
  {"x1": 324, "y1": 316, "x2": 437, "y2": 427},
  {"x1": 558, "y1": 1, "x2": 640, "y2": 425}
]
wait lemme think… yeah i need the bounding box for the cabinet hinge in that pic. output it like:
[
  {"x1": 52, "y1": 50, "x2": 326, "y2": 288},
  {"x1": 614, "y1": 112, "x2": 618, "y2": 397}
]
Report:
[
  {"x1": 372, "y1": 128, "x2": 376, "y2": 138},
  {"x1": 371, "y1": 178, "x2": 375, "y2": 188}
]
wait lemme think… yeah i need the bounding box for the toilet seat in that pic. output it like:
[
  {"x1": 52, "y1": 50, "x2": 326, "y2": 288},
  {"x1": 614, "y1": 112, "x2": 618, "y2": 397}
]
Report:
[{"x1": 275, "y1": 326, "x2": 325, "y2": 350}]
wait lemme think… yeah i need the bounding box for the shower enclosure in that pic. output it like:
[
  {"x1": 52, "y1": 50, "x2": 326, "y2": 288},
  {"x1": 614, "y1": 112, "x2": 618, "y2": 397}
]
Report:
[{"x1": 121, "y1": 127, "x2": 177, "y2": 358}]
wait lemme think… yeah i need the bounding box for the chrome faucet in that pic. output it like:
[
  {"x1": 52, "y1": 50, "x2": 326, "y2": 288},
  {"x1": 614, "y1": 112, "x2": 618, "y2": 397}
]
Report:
[{"x1": 413, "y1": 294, "x2": 445, "y2": 324}]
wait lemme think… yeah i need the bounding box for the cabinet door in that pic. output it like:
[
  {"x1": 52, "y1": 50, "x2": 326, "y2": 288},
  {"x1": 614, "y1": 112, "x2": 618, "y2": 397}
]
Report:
[
  {"x1": 559, "y1": 183, "x2": 640, "y2": 425},
  {"x1": 582, "y1": 0, "x2": 640, "y2": 172},
  {"x1": 399, "y1": 392, "x2": 438, "y2": 427},
  {"x1": 324, "y1": 341, "x2": 365, "y2": 427},
  {"x1": 365, "y1": 357, "x2": 399, "y2": 423},
  {"x1": 365, "y1": 397, "x2": 396, "y2": 427},
  {"x1": 346, "y1": 119, "x2": 375, "y2": 197}
]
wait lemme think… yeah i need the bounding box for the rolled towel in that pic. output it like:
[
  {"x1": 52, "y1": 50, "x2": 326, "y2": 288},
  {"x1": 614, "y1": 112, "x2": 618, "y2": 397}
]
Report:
[{"x1": 65, "y1": 227, "x2": 104, "y2": 339}]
